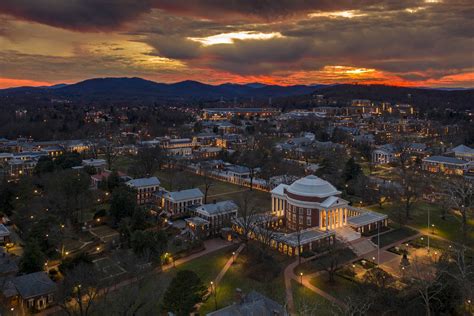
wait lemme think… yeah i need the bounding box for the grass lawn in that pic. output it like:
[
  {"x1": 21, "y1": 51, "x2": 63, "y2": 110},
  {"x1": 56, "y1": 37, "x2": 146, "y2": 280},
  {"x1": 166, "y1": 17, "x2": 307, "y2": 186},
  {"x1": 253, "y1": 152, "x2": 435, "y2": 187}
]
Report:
[
  {"x1": 371, "y1": 226, "x2": 418, "y2": 247},
  {"x1": 199, "y1": 248, "x2": 290, "y2": 314},
  {"x1": 111, "y1": 155, "x2": 135, "y2": 172},
  {"x1": 156, "y1": 169, "x2": 271, "y2": 212},
  {"x1": 292, "y1": 280, "x2": 334, "y2": 315},
  {"x1": 310, "y1": 274, "x2": 362, "y2": 302},
  {"x1": 298, "y1": 247, "x2": 357, "y2": 275},
  {"x1": 369, "y1": 201, "x2": 473, "y2": 244}
]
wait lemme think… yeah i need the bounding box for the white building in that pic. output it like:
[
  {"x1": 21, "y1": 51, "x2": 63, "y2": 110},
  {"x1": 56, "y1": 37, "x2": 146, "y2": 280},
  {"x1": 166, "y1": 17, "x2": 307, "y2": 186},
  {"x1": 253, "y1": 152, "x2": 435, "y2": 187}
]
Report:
[
  {"x1": 126, "y1": 177, "x2": 161, "y2": 205},
  {"x1": 161, "y1": 188, "x2": 204, "y2": 216},
  {"x1": 372, "y1": 145, "x2": 396, "y2": 164},
  {"x1": 192, "y1": 200, "x2": 238, "y2": 235},
  {"x1": 451, "y1": 145, "x2": 474, "y2": 161}
]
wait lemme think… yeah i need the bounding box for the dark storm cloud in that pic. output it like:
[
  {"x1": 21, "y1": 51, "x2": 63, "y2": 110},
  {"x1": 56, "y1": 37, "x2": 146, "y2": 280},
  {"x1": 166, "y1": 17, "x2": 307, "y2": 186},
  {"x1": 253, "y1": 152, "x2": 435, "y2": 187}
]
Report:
[
  {"x1": 0, "y1": 0, "x2": 154, "y2": 31},
  {"x1": 0, "y1": 0, "x2": 424, "y2": 31},
  {"x1": 147, "y1": 35, "x2": 202, "y2": 59},
  {"x1": 140, "y1": 0, "x2": 473, "y2": 76}
]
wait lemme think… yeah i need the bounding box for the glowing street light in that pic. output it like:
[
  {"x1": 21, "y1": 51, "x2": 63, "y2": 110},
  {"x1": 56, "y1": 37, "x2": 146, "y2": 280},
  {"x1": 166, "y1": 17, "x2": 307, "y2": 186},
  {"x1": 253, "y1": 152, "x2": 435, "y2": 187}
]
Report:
[{"x1": 300, "y1": 272, "x2": 303, "y2": 285}]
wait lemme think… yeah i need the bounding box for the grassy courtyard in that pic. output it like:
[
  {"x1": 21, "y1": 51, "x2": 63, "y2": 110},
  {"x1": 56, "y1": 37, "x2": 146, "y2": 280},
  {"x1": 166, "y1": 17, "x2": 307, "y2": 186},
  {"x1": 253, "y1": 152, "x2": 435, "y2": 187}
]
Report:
[
  {"x1": 292, "y1": 280, "x2": 334, "y2": 315},
  {"x1": 155, "y1": 169, "x2": 271, "y2": 212},
  {"x1": 199, "y1": 247, "x2": 290, "y2": 314},
  {"x1": 369, "y1": 201, "x2": 473, "y2": 245}
]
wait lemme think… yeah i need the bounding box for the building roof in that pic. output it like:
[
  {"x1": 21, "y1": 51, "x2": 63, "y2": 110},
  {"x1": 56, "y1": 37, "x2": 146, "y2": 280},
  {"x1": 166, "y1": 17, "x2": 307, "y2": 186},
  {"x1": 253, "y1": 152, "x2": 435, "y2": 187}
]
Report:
[
  {"x1": 0, "y1": 224, "x2": 10, "y2": 237},
  {"x1": 82, "y1": 158, "x2": 106, "y2": 167},
  {"x1": 320, "y1": 196, "x2": 348, "y2": 208},
  {"x1": 207, "y1": 290, "x2": 286, "y2": 316},
  {"x1": 270, "y1": 183, "x2": 289, "y2": 197},
  {"x1": 287, "y1": 175, "x2": 341, "y2": 198},
  {"x1": 452, "y1": 144, "x2": 474, "y2": 154},
  {"x1": 275, "y1": 228, "x2": 334, "y2": 247},
  {"x1": 423, "y1": 156, "x2": 468, "y2": 165},
  {"x1": 12, "y1": 272, "x2": 57, "y2": 299},
  {"x1": 196, "y1": 200, "x2": 238, "y2": 216},
  {"x1": 347, "y1": 210, "x2": 387, "y2": 228},
  {"x1": 226, "y1": 165, "x2": 251, "y2": 174},
  {"x1": 126, "y1": 176, "x2": 160, "y2": 188},
  {"x1": 185, "y1": 216, "x2": 210, "y2": 226},
  {"x1": 165, "y1": 188, "x2": 204, "y2": 202}
]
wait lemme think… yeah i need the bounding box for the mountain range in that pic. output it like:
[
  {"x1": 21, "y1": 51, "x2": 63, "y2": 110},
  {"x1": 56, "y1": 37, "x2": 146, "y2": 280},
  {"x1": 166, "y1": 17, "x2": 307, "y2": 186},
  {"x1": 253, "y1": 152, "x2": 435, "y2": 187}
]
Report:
[
  {"x1": 0, "y1": 77, "x2": 472, "y2": 109},
  {"x1": 0, "y1": 77, "x2": 325, "y2": 101}
]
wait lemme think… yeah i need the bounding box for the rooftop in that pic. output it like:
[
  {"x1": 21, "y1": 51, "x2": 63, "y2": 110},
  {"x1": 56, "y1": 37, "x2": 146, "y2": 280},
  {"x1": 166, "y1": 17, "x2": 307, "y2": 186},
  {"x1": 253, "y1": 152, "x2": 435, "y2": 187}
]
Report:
[
  {"x1": 12, "y1": 272, "x2": 57, "y2": 299},
  {"x1": 126, "y1": 176, "x2": 160, "y2": 188},
  {"x1": 287, "y1": 175, "x2": 341, "y2": 198},
  {"x1": 165, "y1": 188, "x2": 204, "y2": 201},
  {"x1": 347, "y1": 210, "x2": 388, "y2": 228},
  {"x1": 207, "y1": 290, "x2": 286, "y2": 316},
  {"x1": 196, "y1": 200, "x2": 238, "y2": 216},
  {"x1": 423, "y1": 155, "x2": 468, "y2": 165}
]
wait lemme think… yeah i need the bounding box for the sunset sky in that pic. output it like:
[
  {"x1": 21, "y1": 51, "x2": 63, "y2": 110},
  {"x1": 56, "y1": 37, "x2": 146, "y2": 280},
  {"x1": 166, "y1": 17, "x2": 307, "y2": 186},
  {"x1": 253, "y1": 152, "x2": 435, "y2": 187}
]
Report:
[{"x1": 0, "y1": 0, "x2": 473, "y2": 88}]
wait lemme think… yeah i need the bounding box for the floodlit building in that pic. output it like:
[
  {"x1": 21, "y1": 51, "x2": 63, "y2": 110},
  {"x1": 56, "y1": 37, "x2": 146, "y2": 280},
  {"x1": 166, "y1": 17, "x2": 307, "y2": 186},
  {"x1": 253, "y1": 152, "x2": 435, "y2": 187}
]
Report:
[
  {"x1": 422, "y1": 156, "x2": 470, "y2": 175},
  {"x1": 161, "y1": 188, "x2": 204, "y2": 216},
  {"x1": 234, "y1": 175, "x2": 387, "y2": 256},
  {"x1": 372, "y1": 144, "x2": 396, "y2": 164},
  {"x1": 451, "y1": 144, "x2": 474, "y2": 161},
  {"x1": 191, "y1": 200, "x2": 238, "y2": 236}
]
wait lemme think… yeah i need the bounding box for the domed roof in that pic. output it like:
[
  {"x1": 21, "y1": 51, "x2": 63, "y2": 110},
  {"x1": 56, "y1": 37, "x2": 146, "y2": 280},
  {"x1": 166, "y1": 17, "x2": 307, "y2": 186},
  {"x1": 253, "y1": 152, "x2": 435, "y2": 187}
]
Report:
[{"x1": 287, "y1": 175, "x2": 341, "y2": 198}]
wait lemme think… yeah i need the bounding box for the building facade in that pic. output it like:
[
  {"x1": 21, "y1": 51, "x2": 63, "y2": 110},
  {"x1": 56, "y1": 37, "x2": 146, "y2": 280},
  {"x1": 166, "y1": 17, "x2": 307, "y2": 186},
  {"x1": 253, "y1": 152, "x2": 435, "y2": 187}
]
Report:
[
  {"x1": 234, "y1": 175, "x2": 388, "y2": 256},
  {"x1": 126, "y1": 177, "x2": 161, "y2": 205}
]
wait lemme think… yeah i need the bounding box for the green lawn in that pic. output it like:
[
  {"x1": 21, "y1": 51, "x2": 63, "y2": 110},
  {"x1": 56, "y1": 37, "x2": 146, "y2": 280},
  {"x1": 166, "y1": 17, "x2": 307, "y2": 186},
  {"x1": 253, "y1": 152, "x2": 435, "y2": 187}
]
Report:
[
  {"x1": 292, "y1": 280, "x2": 334, "y2": 315},
  {"x1": 299, "y1": 248, "x2": 357, "y2": 275},
  {"x1": 371, "y1": 226, "x2": 418, "y2": 247},
  {"x1": 156, "y1": 169, "x2": 271, "y2": 212},
  {"x1": 310, "y1": 274, "x2": 361, "y2": 301},
  {"x1": 199, "y1": 248, "x2": 290, "y2": 314},
  {"x1": 369, "y1": 201, "x2": 473, "y2": 245}
]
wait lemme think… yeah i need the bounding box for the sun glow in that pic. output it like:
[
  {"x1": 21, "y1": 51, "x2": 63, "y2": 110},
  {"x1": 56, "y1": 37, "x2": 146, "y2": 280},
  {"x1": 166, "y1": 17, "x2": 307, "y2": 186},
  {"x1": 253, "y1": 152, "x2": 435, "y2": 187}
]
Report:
[
  {"x1": 308, "y1": 10, "x2": 367, "y2": 19},
  {"x1": 188, "y1": 31, "x2": 283, "y2": 46}
]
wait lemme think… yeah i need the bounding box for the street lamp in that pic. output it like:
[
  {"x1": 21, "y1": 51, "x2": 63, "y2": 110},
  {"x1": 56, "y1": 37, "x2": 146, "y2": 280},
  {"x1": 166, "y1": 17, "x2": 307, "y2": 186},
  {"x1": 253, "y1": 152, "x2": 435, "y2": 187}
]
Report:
[
  {"x1": 431, "y1": 224, "x2": 435, "y2": 234},
  {"x1": 210, "y1": 281, "x2": 217, "y2": 310},
  {"x1": 232, "y1": 251, "x2": 236, "y2": 264},
  {"x1": 300, "y1": 272, "x2": 303, "y2": 285}
]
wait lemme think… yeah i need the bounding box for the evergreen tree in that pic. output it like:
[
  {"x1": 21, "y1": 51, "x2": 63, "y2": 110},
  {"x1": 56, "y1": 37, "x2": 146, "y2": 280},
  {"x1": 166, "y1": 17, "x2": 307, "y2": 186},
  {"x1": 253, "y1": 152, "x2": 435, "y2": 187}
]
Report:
[
  {"x1": 162, "y1": 270, "x2": 207, "y2": 315},
  {"x1": 19, "y1": 241, "x2": 46, "y2": 274}
]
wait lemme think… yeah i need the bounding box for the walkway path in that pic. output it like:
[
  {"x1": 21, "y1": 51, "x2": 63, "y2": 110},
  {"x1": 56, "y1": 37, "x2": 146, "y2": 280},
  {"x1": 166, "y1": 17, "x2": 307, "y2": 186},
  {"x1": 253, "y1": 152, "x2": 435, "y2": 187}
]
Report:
[
  {"x1": 284, "y1": 233, "x2": 422, "y2": 315},
  {"x1": 198, "y1": 243, "x2": 245, "y2": 311},
  {"x1": 39, "y1": 239, "x2": 234, "y2": 316},
  {"x1": 162, "y1": 238, "x2": 232, "y2": 271}
]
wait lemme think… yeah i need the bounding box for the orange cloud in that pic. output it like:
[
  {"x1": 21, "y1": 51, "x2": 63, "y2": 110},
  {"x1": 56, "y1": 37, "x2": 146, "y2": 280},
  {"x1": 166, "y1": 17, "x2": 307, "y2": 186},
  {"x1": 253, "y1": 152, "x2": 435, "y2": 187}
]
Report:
[{"x1": 0, "y1": 77, "x2": 52, "y2": 89}]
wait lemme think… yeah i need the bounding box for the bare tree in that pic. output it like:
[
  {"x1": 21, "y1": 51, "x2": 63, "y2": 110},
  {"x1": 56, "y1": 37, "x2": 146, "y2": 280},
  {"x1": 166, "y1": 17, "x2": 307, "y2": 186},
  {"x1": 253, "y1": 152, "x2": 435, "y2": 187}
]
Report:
[
  {"x1": 201, "y1": 168, "x2": 214, "y2": 204},
  {"x1": 103, "y1": 142, "x2": 118, "y2": 170},
  {"x1": 331, "y1": 294, "x2": 373, "y2": 316},
  {"x1": 233, "y1": 191, "x2": 259, "y2": 246},
  {"x1": 409, "y1": 257, "x2": 444, "y2": 316},
  {"x1": 56, "y1": 263, "x2": 111, "y2": 316},
  {"x1": 324, "y1": 238, "x2": 348, "y2": 283},
  {"x1": 397, "y1": 169, "x2": 423, "y2": 219},
  {"x1": 442, "y1": 176, "x2": 473, "y2": 244}
]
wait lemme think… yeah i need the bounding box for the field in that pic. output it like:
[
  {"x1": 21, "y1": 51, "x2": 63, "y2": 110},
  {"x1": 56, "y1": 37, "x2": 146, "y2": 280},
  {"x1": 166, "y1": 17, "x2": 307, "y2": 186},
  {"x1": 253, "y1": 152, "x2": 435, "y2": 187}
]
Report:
[
  {"x1": 292, "y1": 280, "x2": 335, "y2": 315},
  {"x1": 155, "y1": 169, "x2": 271, "y2": 212},
  {"x1": 369, "y1": 201, "x2": 474, "y2": 244}
]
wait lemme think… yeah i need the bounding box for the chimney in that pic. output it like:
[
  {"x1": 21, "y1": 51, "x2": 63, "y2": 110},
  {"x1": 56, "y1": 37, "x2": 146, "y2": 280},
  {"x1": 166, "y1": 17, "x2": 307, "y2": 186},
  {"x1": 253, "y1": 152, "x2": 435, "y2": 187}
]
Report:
[{"x1": 235, "y1": 288, "x2": 243, "y2": 304}]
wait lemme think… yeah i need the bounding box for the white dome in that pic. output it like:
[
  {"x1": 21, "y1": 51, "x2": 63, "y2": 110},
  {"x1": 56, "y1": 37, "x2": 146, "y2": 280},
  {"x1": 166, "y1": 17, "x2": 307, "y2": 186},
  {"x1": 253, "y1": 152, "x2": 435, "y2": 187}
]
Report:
[{"x1": 287, "y1": 175, "x2": 341, "y2": 198}]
